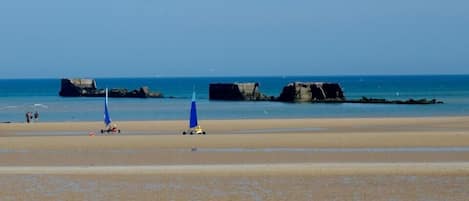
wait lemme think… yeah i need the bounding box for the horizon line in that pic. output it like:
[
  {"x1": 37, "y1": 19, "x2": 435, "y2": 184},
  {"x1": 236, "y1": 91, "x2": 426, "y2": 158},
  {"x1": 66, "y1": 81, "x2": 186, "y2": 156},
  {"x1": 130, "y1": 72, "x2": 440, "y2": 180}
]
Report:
[{"x1": 1, "y1": 73, "x2": 469, "y2": 80}]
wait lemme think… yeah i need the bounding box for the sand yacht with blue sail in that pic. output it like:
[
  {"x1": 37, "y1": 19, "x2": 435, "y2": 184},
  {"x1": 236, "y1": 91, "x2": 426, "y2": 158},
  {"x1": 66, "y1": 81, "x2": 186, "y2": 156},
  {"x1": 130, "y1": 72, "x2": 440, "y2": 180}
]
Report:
[
  {"x1": 101, "y1": 88, "x2": 121, "y2": 134},
  {"x1": 183, "y1": 91, "x2": 206, "y2": 135}
]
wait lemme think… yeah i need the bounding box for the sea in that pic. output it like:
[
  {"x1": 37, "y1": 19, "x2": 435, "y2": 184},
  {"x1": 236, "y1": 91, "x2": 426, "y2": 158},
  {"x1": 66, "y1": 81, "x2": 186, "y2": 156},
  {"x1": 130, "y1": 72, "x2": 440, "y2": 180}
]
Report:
[{"x1": 1, "y1": 75, "x2": 468, "y2": 123}]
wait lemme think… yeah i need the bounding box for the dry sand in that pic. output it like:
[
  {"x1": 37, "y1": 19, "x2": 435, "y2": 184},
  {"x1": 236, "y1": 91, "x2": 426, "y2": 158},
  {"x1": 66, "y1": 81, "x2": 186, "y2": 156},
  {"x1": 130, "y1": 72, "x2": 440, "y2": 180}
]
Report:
[
  {"x1": 1, "y1": 116, "x2": 469, "y2": 200},
  {"x1": 3, "y1": 174, "x2": 469, "y2": 201}
]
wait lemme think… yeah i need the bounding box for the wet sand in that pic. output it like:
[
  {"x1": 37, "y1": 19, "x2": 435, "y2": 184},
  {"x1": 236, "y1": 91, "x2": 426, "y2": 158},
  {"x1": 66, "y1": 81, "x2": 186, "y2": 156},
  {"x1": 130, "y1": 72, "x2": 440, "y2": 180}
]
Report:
[
  {"x1": 2, "y1": 116, "x2": 469, "y2": 135},
  {"x1": 1, "y1": 117, "x2": 469, "y2": 200}
]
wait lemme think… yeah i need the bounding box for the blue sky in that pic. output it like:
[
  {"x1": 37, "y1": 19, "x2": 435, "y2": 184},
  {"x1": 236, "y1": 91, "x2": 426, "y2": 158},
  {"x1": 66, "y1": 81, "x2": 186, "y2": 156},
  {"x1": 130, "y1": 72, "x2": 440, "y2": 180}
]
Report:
[{"x1": 0, "y1": 0, "x2": 468, "y2": 78}]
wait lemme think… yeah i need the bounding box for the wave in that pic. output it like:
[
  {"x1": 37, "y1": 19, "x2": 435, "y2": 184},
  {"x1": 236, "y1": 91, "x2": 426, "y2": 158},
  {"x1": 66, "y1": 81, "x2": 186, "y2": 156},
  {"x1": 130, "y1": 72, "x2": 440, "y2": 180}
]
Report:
[
  {"x1": 0, "y1": 106, "x2": 18, "y2": 110},
  {"x1": 32, "y1": 104, "x2": 49, "y2": 109}
]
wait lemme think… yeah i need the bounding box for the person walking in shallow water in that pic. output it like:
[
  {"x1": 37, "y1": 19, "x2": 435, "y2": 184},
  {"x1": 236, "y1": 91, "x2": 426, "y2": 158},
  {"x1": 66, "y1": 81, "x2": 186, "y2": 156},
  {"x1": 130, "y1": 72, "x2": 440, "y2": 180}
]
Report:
[
  {"x1": 25, "y1": 112, "x2": 31, "y2": 123},
  {"x1": 34, "y1": 111, "x2": 39, "y2": 122}
]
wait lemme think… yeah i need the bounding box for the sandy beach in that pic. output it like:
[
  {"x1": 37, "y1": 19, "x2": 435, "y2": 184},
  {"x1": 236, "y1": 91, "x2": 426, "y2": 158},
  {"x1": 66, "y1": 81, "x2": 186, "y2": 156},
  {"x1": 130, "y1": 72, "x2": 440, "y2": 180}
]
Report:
[{"x1": 1, "y1": 116, "x2": 469, "y2": 200}]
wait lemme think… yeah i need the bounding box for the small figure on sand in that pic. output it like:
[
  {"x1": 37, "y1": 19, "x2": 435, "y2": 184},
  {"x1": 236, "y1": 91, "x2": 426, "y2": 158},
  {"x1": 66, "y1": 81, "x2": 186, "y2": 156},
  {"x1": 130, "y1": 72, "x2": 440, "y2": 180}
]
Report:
[
  {"x1": 25, "y1": 112, "x2": 30, "y2": 123},
  {"x1": 25, "y1": 112, "x2": 32, "y2": 123},
  {"x1": 34, "y1": 111, "x2": 39, "y2": 122}
]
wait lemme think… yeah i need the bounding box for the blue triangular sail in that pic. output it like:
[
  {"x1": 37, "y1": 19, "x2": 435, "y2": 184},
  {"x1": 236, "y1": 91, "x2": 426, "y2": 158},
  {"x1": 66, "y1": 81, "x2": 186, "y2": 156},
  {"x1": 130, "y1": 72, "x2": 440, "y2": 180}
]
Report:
[
  {"x1": 189, "y1": 91, "x2": 198, "y2": 128},
  {"x1": 104, "y1": 88, "x2": 112, "y2": 127}
]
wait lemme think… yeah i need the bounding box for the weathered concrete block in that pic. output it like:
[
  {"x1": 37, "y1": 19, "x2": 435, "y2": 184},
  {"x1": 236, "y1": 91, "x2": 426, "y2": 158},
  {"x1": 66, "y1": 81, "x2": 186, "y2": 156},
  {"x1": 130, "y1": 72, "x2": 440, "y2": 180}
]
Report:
[
  {"x1": 59, "y1": 78, "x2": 163, "y2": 98},
  {"x1": 278, "y1": 82, "x2": 345, "y2": 102},
  {"x1": 209, "y1": 83, "x2": 271, "y2": 101},
  {"x1": 59, "y1": 78, "x2": 97, "y2": 97}
]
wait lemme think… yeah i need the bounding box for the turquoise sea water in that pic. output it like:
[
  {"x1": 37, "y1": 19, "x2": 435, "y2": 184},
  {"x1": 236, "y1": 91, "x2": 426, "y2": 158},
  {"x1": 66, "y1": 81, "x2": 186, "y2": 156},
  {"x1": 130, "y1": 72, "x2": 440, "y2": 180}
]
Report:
[{"x1": 0, "y1": 75, "x2": 468, "y2": 122}]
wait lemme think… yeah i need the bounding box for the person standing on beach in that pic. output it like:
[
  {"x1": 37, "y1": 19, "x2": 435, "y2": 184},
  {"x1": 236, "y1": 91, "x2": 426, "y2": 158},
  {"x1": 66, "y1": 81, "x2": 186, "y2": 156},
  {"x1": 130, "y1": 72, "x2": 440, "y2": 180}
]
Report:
[
  {"x1": 34, "y1": 111, "x2": 39, "y2": 122},
  {"x1": 25, "y1": 112, "x2": 31, "y2": 123}
]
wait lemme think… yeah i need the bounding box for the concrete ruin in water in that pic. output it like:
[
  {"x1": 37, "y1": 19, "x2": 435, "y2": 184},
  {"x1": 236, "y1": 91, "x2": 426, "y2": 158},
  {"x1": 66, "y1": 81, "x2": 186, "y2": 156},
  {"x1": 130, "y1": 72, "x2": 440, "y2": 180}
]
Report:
[
  {"x1": 58, "y1": 78, "x2": 442, "y2": 104},
  {"x1": 209, "y1": 82, "x2": 443, "y2": 104},
  {"x1": 59, "y1": 78, "x2": 163, "y2": 98}
]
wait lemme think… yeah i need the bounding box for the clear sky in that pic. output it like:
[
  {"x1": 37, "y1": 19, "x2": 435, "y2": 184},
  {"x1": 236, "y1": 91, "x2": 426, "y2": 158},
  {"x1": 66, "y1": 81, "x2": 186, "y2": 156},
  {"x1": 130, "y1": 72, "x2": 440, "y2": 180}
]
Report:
[{"x1": 0, "y1": 0, "x2": 468, "y2": 78}]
